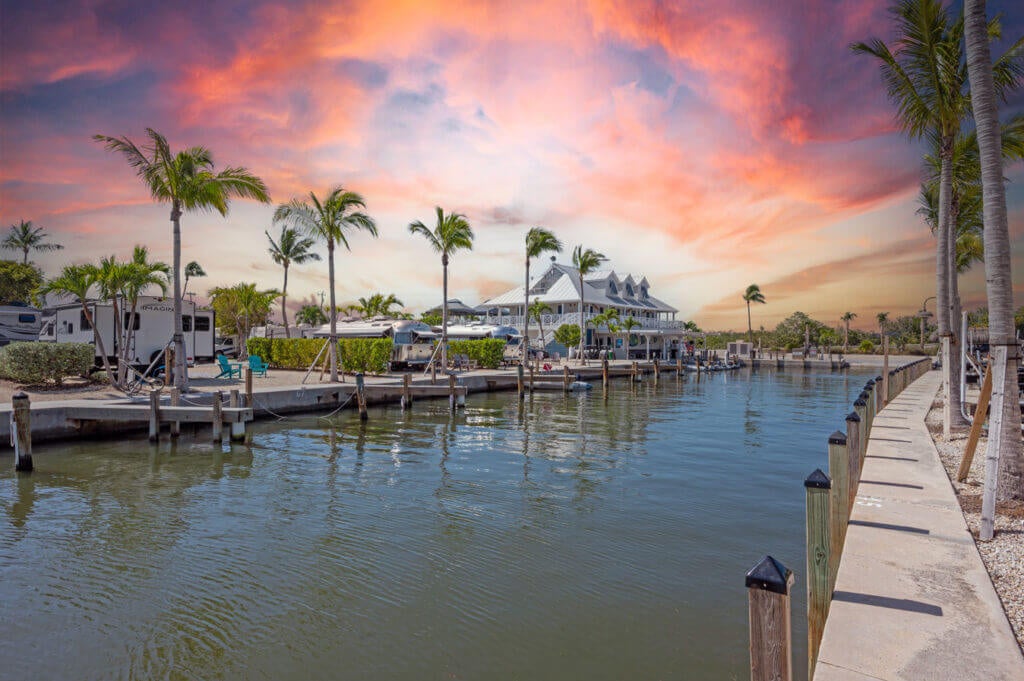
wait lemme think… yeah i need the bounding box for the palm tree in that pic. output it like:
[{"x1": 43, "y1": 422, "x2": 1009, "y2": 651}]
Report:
[
  {"x1": 571, "y1": 245, "x2": 607, "y2": 365},
  {"x1": 841, "y1": 312, "x2": 857, "y2": 353},
  {"x1": 182, "y1": 261, "x2": 206, "y2": 298},
  {"x1": 408, "y1": 207, "x2": 474, "y2": 370},
  {"x1": 266, "y1": 225, "x2": 321, "y2": 338},
  {"x1": 356, "y1": 292, "x2": 404, "y2": 318},
  {"x1": 39, "y1": 265, "x2": 115, "y2": 381},
  {"x1": 876, "y1": 312, "x2": 890, "y2": 339},
  {"x1": 2, "y1": 220, "x2": 63, "y2": 264},
  {"x1": 209, "y1": 283, "x2": 280, "y2": 356},
  {"x1": 523, "y1": 227, "x2": 563, "y2": 363},
  {"x1": 296, "y1": 304, "x2": 327, "y2": 327},
  {"x1": 274, "y1": 187, "x2": 377, "y2": 382},
  {"x1": 94, "y1": 128, "x2": 270, "y2": 391},
  {"x1": 590, "y1": 309, "x2": 619, "y2": 359},
  {"x1": 965, "y1": 0, "x2": 1023, "y2": 510},
  {"x1": 119, "y1": 247, "x2": 169, "y2": 381},
  {"x1": 742, "y1": 284, "x2": 766, "y2": 343},
  {"x1": 529, "y1": 300, "x2": 553, "y2": 356},
  {"x1": 621, "y1": 317, "x2": 641, "y2": 359}
]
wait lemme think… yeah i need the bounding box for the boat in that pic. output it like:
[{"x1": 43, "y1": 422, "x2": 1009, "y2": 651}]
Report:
[{"x1": 0, "y1": 303, "x2": 43, "y2": 346}]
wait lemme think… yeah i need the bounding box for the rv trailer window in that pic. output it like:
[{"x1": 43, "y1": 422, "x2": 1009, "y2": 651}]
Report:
[
  {"x1": 393, "y1": 332, "x2": 413, "y2": 345},
  {"x1": 195, "y1": 316, "x2": 211, "y2": 331},
  {"x1": 80, "y1": 312, "x2": 92, "y2": 330},
  {"x1": 182, "y1": 315, "x2": 192, "y2": 332},
  {"x1": 123, "y1": 312, "x2": 140, "y2": 330},
  {"x1": 18, "y1": 314, "x2": 36, "y2": 323}
]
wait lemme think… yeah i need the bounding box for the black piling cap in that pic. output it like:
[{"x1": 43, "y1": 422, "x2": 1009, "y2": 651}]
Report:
[
  {"x1": 876, "y1": 375, "x2": 883, "y2": 382},
  {"x1": 859, "y1": 391, "x2": 869, "y2": 401},
  {"x1": 846, "y1": 411, "x2": 861, "y2": 423},
  {"x1": 866, "y1": 379, "x2": 875, "y2": 387},
  {"x1": 805, "y1": 468, "x2": 832, "y2": 489},
  {"x1": 854, "y1": 397, "x2": 867, "y2": 407},
  {"x1": 12, "y1": 391, "x2": 28, "y2": 400},
  {"x1": 745, "y1": 555, "x2": 793, "y2": 594},
  {"x1": 889, "y1": 370, "x2": 896, "y2": 376},
  {"x1": 828, "y1": 430, "x2": 847, "y2": 445}
]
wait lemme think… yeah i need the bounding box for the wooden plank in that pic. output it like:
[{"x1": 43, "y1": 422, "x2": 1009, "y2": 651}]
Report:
[
  {"x1": 746, "y1": 556, "x2": 794, "y2": 681},
  {"x1": 981, "y1": 345, "x2": 1007, "y2": 542},
  {"x1": 827, "y1": 431, "x2": 849, "y2": 589},
  {"x1": 805, "y1": 470, "x2": 832, "y2": 679},
  {"x1": 63, "y1": 405, "x2": 252, "y2": 424},
  {"x1": 958, "y1": 366, "x2": 992, "y2": 482}
]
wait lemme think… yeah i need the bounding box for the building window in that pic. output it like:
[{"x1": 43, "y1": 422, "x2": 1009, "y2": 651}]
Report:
[
  {"x1": 182, "y1": 315, "x2": 192, "y2": 332},
  {"x1": 626, "y1": 284, "x2": 634, "y2": 297},
  {"x1": 195, "y1": 316, "x2": 211, "y2": 332},
  {"x1": 80, "y1": 312, "x2": 92, "y2": 330},
  {"x1": 123, "y1": 312, "x2": 140, "y2": 331}
]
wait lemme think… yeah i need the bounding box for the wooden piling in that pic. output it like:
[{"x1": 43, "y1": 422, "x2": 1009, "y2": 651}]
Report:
[
  {"x1": 148, "y1": 389, "x2": 161, "y2": 442},
  {"x1": 631, "y1": 361, "x2": 638, "y2": 382},
  {"x1": 563, "y1": 365, "x2": 571, "y2": 392},
  {"x1": 827, "y1": 431, "x2": 848, "y2": 588},
  {"x1": 854, "y1": 395, "x2": 868, "y2": 472},
  {"x1": 211, "y1": 391, "x2": 223, "y2": 443},
  {"x1": 431, "y1": 361, "x2": 437, "y2": 385},
  {"x1": 846, "y1": 411, "x2": 861, "y2": 506},
  {"x1": 676, "y1": 357, "x2": 683, "y2": 376},
  {"x1": 229, "y1": 389, "x2": 240, "y2": 408},
  {"x1": 169, "y1": 386, "x2": 181, "y2": 438},
  {"x1": 746, "y1": 555, "x2": 794, "y2": 681},
  {"x1": 958, "y1": 367, "x2": 992, "y2": 481},
  {"x1": 882, "y1": 337, "x2": 890, "y2": 405},
  {"x1": 516, "y1": 364, "x2": 525, "y2": 401},
  {"x1": 245, "y1": 367, "x2": 253, "y2": 409},
  {"x1": 356, "y1": 373, "x2": 368, "y2": 420},
  {"x1": 653, "y1": 359, "x2": 660, "y2": 384},
  {"x1": 805, "y1": 469, "x2": 832, "y2": 679},
  {"x1": 403, "y1": 372, "x2": 414, "y2": 409},
  {"x1": 448, "y1": 373, "x2": 457, "y2": 411},
  {"x1": 12, "y1": 392, "x2": 32, "y2": 472}
]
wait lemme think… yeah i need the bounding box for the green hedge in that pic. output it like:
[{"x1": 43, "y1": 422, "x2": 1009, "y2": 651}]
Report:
[
  {"x1": 0, "y1": 342, "x2": 95, "y2": 385},
  {"x1": 339, "y1": 338, "x2": 393, "y2": 374},
  {"x1": 449, "y1": 339, "x2": 506, "y2": 369},
  {"x1": 246, "y1": 337, "x2": 327, "y2": 369}
]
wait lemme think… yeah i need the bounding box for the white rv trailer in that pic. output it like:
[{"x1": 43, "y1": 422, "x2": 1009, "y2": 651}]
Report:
[
  {"x1": 0, "y1": 304, "x2": 43, "y2": 345},
  {"x1": 312, "y1": 318, "x2": 437, "y2": 369},
  {"x1": 49, "y1": 296, "x2": 215, "y2": 367},
  {"x1": 444, "y1": 323, "x2": 522, "y2": 362}
]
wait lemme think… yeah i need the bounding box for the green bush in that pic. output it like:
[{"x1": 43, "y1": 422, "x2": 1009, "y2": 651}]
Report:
[
  {"x1": 449, "y1": 339, "x2": 506, "y2": 368},
  {"x1": 246, "y1": 337, "x2": 328, "y2": 370},
  {"x1": 858, "y1": 339, "x2": 875, "y2": 354},
  {"x1": 339, "y1": 338, "x2": 393, "y2": 374},
  {"x1": 0, "y1": 342, "x2": 94, "y2": 385},
  {"x1": 246, "y1": 337, "x2": 271, "y2": 362},
  {"x1": 554, "y1": 323, "x2": 580, "y2": 348}
]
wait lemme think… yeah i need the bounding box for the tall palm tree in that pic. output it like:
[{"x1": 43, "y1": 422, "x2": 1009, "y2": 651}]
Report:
[
  {"x1": 39, "y1": 265, "x2": 115, "y2": 381},
  {"x1": 119, "y1": 247, "x2": 169, "y2": 381},
  {"x1": 590, "y1": 309, "x2": 619, "y2": 359},
  {"x1": 876, "y1": 312, "x2": 890, "y2": 339},
  {"x1": 572, "y1": 245, "x2": 607, "y2": 365},
  {"x1": 274, "y1": 187, "x2": 377, "y2": 381},
  {"x1": 266, "y1": 225, "x2": 321, "y2": 338},
  {"x1": 841, "y1": 312, "x2": 857, "y2": 353},
  {"x1": 742, "y1": 284, "x2": 766, "y2": 343},
  {"x1": 622, "y1": 317, "x2": 641, "y2": 359},
  {"x1": 182, "y1": 261, "x2": 206, "y2": 298},
  {"x1": 94, "y1": 128, "x2": 270, "y2": 391},
  {"x1": 357, "y1": 292, "x2": 404, "y2": 318},
  {"x1": 296, "y1": 304, "x2": 327, "y2": 327},
  {"x1": 408, "y1": 207, "x2": 474, "y2": 370},
  {"x1": 529, "y1": 299, "x2": 553, "y2": 356},
  {"x1": 523, "y1": 227, "x2": 562, "y2": 363},
  {"x1": 965, "y1": 0, "x2": 1023, "y2": 511},
  {"x1": 2, "y1": 220, "x2": 63, "y2": 264}
]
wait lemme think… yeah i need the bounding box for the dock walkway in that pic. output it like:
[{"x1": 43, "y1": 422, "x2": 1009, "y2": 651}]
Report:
[{"x1": 815, "y1": 371, "x2": 1023, "y2": 680}]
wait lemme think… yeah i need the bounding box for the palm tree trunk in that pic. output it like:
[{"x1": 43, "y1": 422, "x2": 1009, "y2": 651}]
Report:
[
  {"x1": 936, "y1": 138, "x2": 954, "y2": 435},
  {"x1": 844, "y1": 322, "x2": 849, "y2": 353},
  {"x1": 578, "y1": 275, "x2": 585, "y2": 366},
  {"x1": 282, "y1": 263, "x2": 290, "y2": 339},
  {"x1": 747, "y1": 301, "x2": 752, "y2": 344},
  {"x1": 328, "y1": 240, "x2": 338, "y2": 382},
  {"x1": 170, "y1": 202, "x2": 187, "y2": 391},
  {"x1": 82, "y1": 302, "x2": 116, "y2": 385},
  {"x1": 537, "y1": 315, "x2": 546, "y2": 357},
  {"x1": 965, "y1": 0, "x2": 1022, "y2": 507},
  {"x1": 523, "y1": 255, "x2": 530, "y2": 364},
  {"x1": 22, "y1": 248, "x2": 28, "y2": 264},
  {"x1": 441, "y1": 254, "x2": 449, "y2": 369}
]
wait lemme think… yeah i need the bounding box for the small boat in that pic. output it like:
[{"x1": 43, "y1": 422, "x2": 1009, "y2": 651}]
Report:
[{"x1": 569, "y1": 380, "x2": 593, "y2": 391}]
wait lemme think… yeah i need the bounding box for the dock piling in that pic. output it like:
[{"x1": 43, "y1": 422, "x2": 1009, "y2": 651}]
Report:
[
  {"x1": 356, "y1": 373, "x2": 368, "y2": 420},
  {"x1": 245, "y1": 368, "x2": 253, "y2": 408},
  {"x1": 827, "y1": 431, "x2": 848, "y2": 588},
  {"x1": 12, "y1": 392, "x2": 32, "y2": 472},
  {"x1": 746, "y1": 555, "x2": 794, "y2": 681},
  {"x1": 212, "y1": 391, "x2": 223, "y2": 443},
  {"x1": 448, "y1": 373, "x2": 457, "y2": 411},
  {"x1": 517, "y1": 364, "x2": 524, "y2": 401},
  {"x1": 169, "y1": 387, "x2": 181, "y2": 438},
  {"x1": 602, "y1": 358, "x2": 609, "y2": 390},
  {"x1": 228, "y1": 390, "x2": 245, "y2": 441},
  {"x1": 805, "y1": 469, "x2": 832, "y2": 679},
  {"x1": 148, "y1": 390, "x2": 161, "y2": 442},
  {"x1": 563, "y1": 365, "x2": 571, "y2": 392},
  {"x1": 403, "y1": 373, "x2": 413, "y2": 409},
  {"x1": 653, "y1": 359, "x2": 660, "y2": 384},
  {"x1": 846, "y1": 411, "x2": 861, "y2": 507}
]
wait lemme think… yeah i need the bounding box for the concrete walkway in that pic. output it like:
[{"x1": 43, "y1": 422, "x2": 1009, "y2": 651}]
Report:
[{"x1": 815, "y1": 371, "x2": 1023, "y2": 680}]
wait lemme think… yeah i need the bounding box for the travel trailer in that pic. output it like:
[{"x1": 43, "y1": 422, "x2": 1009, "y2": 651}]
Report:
[
  {"x1": 0, "y1": 304, "x2": 43, "y2": 345},
  {"x1": 312, "y1": 318, "x2": 437, "y2": 370},
  {"x1": 47, "y1": 296, "x2": 215, "y2": 367},
  {"x1": 445, "y1": 323, "x2": 523, "y2": 362}
]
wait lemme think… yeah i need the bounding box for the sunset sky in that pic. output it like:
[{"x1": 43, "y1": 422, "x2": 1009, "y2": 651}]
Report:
[{"x1": 2, "y1": 0, "x2": 1023, "y2": 330}]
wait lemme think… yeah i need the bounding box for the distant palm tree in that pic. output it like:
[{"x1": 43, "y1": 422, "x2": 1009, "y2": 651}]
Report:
[
  {"x1": 572, "y1": 245, "x2": 607, "y2": 365},
  {"x1": 590, "y1": 309, "x2": 619, "y2": 359},
  {"x1": 523, "y1": 227, "x2": 562, "y2": 362},
  {"x1": 209, "y1": 283, "x2": 281, "y2": 356},
  {"x1": 39, "y1": 264, "x2": 115, "y2": 381},
  {"x1": 529, "y1": 300, "x2": 553, "y2": 356},
  {"x1": 357, "y1": 292, "x2": 404, "y2": 318},
  {"x1": 94, "y1": 128, "x2": 270, "y2": 390},
  {"x1": 683, "y1": 320, "x2": 701, "y2": 332},
  {"x1": 296, "y1": 304, "x2": 327, "y2": 327},
  {"x1": 742, "y1": 284, "x2": 766, "y2": 343},
  {"x1": 266, "y1": 225, "x2": 321, "y2": 338},
  {"x1": 274, "y1": 187, "x2": 377, "y2": 381},
  {"x1": 408, "y1": 207, "x2": 474, "y2": 370},
  {"x1": 964, "y1": 0, "x2": 1024, "y2": 507},
  {"x1": 182, "y1": 261, "x2": 206, "y2": 298},
  {"x1": 2, "y1": 220, "x2": 63, "y2": 264},
  {"x1": 876, "y1": 312, "x2": 890, "y2": 338},
  {"x1": 841, "y1": 311, "x2": 857, "y2": 353},
  {"x1": 120, "y1": 246, "x2": 169, "y2": 381},
  {"x1": 621, "y1": 317, "x2": 640, "y2": 358}
]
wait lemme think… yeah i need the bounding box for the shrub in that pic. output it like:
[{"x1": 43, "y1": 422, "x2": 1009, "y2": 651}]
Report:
[
  {"x1": 858, "y1": 339, "x2": 875, "y2": 354},
  {"x1": 246, "y1": 337, "x2": 327, "y2": 370},
  {"x1": 0, "y1": 342, "x2": 94, "y2": 385},
  {"x1": 554, "y1": 323, "x2": 581, "y2": 348},
  {"x1": 339, "y1": 338, "x2": 393, "y2": 374},
  {"x1": 449, "y1": 339, "x2": 506, "y2": 368}
]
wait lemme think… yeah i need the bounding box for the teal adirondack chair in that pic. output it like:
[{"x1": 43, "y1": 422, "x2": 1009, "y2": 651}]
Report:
[
  {"x1": 248, "y1": 355, "x2": 269, "y2": 377},
  {"x1": 216, "y1": 353, "x2": 242, "y2": 378}
]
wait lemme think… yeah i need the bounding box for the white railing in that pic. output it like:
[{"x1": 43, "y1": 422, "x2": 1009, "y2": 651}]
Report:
[{"x1": 493, "y1": 312, "x2": 684, "y2": 332}]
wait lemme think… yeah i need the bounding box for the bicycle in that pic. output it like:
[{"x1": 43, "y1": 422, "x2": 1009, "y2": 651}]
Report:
[{"x1": 119, "y1": 359, "x2": 164, "y2": 396}]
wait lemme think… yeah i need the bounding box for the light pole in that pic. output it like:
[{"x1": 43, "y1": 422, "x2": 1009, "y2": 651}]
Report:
[{"x1": 918, "y1": 296, "x2": 935, "y2": 348}]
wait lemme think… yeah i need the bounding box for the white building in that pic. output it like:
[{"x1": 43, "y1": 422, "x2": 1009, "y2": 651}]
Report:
[{"x1": 480, "y1": 260, "x2": 689, "y2": 360}]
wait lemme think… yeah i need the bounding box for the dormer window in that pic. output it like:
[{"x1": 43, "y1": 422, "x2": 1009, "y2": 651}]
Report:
[
  {"x1": 641, "y1": 286, "x2": 648, "y2": 299},
  {"x1": 626, "y1": 284, "x2": 634, "y2": 297},
  {"x1": 609, "y1": 281, "x2": 617, "y2": 294}
]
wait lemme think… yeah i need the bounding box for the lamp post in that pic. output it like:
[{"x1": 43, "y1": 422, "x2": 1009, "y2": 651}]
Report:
[{"x1": 918, "y1": 296, "x2": 935, "y2": 348}]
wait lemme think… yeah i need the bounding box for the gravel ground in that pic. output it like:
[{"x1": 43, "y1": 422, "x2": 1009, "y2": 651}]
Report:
[{"x1": 927, "y1": 399, "x2": 1024, "y2": 651}]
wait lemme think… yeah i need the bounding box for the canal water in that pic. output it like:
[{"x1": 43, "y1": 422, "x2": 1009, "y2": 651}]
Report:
[{"x1": 1, "y1": 368, "x2": 872, "y2": 680}]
